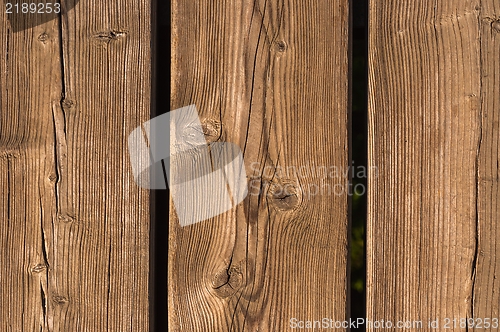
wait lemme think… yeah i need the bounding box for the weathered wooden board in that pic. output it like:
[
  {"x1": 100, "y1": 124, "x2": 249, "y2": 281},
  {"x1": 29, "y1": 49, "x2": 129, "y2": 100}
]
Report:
[
  {"x1": 170, "y1": 0, "x2": 350, "y2": 330},
  {"x1": 0, "y1": 1, "x2": 151, "y2": 330},
  {"x1": 368, "y1": 0, "x2": 499, "y2": 329},
  {"x1": 474, "y1": 0, "x2": 500, "y2": 324}
]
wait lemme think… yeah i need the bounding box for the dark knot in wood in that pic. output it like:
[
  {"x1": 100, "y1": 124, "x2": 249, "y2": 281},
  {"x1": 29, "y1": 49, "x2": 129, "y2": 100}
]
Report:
[
  {"x1": 201, "y1": 119, "x2": 222, "y2": 143},
  {"x1": 274, "y1": 40, "x2": 288, "y2": 53},
  {"x1": 267, "y1": 180, "x2": 302, "y2": 211},
  {"x1": 211, "y1": 265, "x2": 243, "y2": 298},
  {"x1": 38, "y1": 33, "x2": 49, "y2": 43}
]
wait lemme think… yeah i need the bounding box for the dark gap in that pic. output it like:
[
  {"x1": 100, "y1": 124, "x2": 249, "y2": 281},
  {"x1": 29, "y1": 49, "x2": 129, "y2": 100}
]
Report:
[
  {"x1": 151, "y1": 0, "x2": 169, "y2": 331},
  {"x1": 351, "y1": 0, "x2": 368, "y2": 330},
  {"x1": 40, "y1": 283, "x2": 46, "y2": 320}
]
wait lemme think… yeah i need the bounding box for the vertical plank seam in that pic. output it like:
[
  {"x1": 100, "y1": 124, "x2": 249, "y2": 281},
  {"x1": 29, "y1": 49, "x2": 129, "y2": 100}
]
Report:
[
  {"x1": 38, "y1": 192, "x2": 49, "y2": 330},
  {"x1": 471, "y1": 0, "x2": 484, "y2": 322},
  {"x1": 52, "y1": 8, "x2": 71, "y2": 222}
]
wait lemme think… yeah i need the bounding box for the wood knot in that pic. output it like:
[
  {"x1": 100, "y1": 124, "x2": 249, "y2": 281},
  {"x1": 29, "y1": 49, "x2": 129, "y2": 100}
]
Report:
[
  {"x1": 31, "y1": 264, "x2": 47, "y2": 274},
  {"x1": 273, "y1": 40, "x2": 288, "y2": 53},
  {"x1": 201, "y1": 119, "x2": 222, "y2": 143},
  {"x1": 492, "y1": 20, "x2": 500, "y2": 33},
  {"x1": 0, "y1": 151, "x2": 19, "y2": 160},
  {"x1": 48, "y1": 173, "x2": 58, "y2": 182},
  {"x1": 38, "y1": 33, "x2": 49, "y2": 44},
  {"x1": 212, "y1": 265, "x2": 243, "y2": 298},
  {"x1": 61, "y1": 99, "x2": 75, "y2": 110},
  {"x1": 92, "y1": 30, "x2": 127, "y2": 45},
  {"x1": 58, "y1": 215, "x2": 75, "y2": 224},
  {"x1": 267, "y1": 180, "x2": 302, "y2": 211},
  {"x1": 52, "y1": 295, "x2": 69, "y2": 305}
]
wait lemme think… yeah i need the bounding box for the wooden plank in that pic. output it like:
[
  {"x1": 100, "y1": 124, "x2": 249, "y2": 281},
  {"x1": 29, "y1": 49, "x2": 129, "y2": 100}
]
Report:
[
  {"x1": 368, "y1": 0, "x2": 499, "y2": 329},
  {"x1": 170, "y1": 0, "x2": 350, "y2": 330},
  {"x1": 474, "y1": 0, "x2": 500, "y2": 323},
  {"x1": 0, "y1": 1, "x2": 151, "y2": 330}
]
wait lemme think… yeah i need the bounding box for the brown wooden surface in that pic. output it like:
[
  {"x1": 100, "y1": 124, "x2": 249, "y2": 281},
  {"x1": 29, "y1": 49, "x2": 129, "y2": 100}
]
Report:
[
  {"x1": 474, "y1": 0, "x2": 500, "y2": 324},
  {"x1": 368, "y1": 0, "x2": 499, "y2": 330},
  {"x1": 0, "y1": 1, "x2": 151, "y2": 330},
  {"x1": 170, "y1": 0, "x2": 350, "y2": 330}
]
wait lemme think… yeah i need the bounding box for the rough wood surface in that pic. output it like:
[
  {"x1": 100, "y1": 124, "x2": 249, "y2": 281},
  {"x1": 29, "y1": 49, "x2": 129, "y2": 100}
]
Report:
[
  {"x1": 0, "y1": 1, "x2": 151, "y2": 330},
  {"x1": 474, "y1": 0, "x2": 500, "y2": 324},
  {"x1": 368, "y1": 0, "x2": 499, "y2": 330},
  {"x1": 170, "y1": 0, "x2": 350, "y2": 330}
]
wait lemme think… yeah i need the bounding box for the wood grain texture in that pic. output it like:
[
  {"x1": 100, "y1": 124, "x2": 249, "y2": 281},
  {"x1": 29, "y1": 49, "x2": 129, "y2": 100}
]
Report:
[
  {"x1": 0, "y1": 1, "x2": 151, "y2": 330},
  {"x1": 474, "y1": 0, "x2": 500, "y2": 324},
  {"x1": 170, "y1": 0, "x2": 350, "y2": 330},
  {"x1": 368, "y1": 0, "x2": 499, "y2": 330}
]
